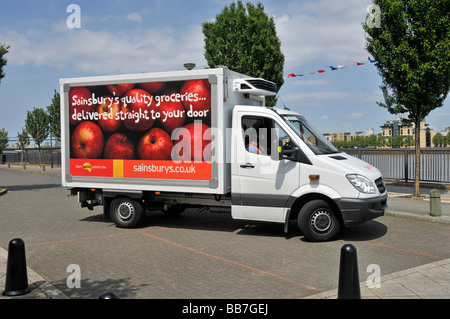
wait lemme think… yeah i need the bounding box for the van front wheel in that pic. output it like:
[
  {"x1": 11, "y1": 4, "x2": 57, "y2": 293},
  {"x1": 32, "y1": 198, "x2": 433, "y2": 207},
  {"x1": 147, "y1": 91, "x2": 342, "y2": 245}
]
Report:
[{"x1": 298, "y1": 200, "x2": 341, "y2": 242}]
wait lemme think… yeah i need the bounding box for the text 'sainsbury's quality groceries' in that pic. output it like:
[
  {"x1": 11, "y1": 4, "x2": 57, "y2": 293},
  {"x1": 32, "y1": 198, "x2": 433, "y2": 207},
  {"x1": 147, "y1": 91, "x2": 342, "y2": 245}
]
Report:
[{"x1": 68, "y1": 79, "x2": 211, "y2": 180}]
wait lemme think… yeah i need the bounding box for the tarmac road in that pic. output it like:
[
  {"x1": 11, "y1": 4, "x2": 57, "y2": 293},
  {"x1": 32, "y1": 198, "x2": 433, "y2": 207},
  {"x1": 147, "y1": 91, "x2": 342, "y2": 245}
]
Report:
[{"x1": 0, "y1": 165, "x2": 449, "y2": 300}]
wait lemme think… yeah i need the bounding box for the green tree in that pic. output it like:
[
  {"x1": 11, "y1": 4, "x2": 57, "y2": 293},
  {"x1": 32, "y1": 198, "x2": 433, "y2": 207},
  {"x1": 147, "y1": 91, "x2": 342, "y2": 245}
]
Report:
[
  {"x1": 47, "y1": 90, "x2": 61, "y2": 141},
  {"x1": 0, "y1": 44, "x2": 9, "y2": 84},
  {"x1": 386, "y1": 136, "x2": 393, "y2": 148},
  {"x1": 404, "y1": 135, "x2": 414, "y2": 147},
  {"x1": 16, "y1": 128, "x2": 30, "y2": 164},
  {"x1": 395, "y1": 135, "x2": 405, "y2": 148},
  {"x1": 351, "y1": 135, "x2": 367, "y2": 148},
  {"x1": 377, "y1": 135, "x2": 386, "y2": 148},
  {"x1": 364, "y1": 0, "x2": 450, "y2": 196},
  {"x1": 25, "y1": 108, "x2": 49, "y2": 165},
  {"x1": 367, "y1": 134, "x2": 378, "y2": 148},
  {"x1": 432, "y1": 132, "x2": 444, "y2": 147},
  {"x1": 0, "y1": 128, "x2": 8, "y2": 157},
  {"x1": 202, "y1": 0, "x2": 285, "y2": 106}
]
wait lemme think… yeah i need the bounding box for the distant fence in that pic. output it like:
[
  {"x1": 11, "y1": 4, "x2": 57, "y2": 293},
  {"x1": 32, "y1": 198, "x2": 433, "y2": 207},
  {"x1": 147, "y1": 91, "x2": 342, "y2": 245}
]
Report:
[
  {"x1": 2, "y1": 147, "x2": 450, "y2": 183},
  {"x1": 1, "y1": 148, "x2": 61, "y2": 166},
  {"x1": 345, "y1": 148, "x2": 450, "y2": 183}
]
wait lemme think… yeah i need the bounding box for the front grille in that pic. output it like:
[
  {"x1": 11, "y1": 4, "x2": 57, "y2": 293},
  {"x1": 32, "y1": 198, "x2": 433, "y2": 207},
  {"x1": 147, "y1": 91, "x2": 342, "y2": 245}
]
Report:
[{"x1": 375, "y1": 177, "x2": 386, "y2": 194}]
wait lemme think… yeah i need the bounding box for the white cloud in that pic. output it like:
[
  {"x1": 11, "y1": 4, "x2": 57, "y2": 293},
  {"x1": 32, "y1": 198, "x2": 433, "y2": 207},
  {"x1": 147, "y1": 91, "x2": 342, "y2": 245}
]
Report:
[
  {"x1": 126, "y1": 12, "x2": 143, "y2": 23},
  {"x1": 342, "y1": 112, "x2": 365, "y2": 120},
  {"x1": 0, "y1": 0, "x2": 373, "y2": 76},
  {"x1": 283, "y1": 91, "x2": 351, "y2": 102},
  {"x1": 289, "y1": 79, "x2": 329, "y2": 87},
  {"x1": 273, "y1": 0, "x2": 371, "y2": 70},
  {"x1": 281, "y1": 87, "x2": 381, "y2": 104},
  {"x1": 0, "y1": 23, "x2": 206, "y2": 74}
]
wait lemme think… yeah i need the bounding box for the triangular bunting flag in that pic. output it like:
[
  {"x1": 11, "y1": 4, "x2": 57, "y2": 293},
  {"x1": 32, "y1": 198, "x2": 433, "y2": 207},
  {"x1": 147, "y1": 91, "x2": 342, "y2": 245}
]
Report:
[{"x1": 286, "y1": 57, "x2": 376, "y2": 80}]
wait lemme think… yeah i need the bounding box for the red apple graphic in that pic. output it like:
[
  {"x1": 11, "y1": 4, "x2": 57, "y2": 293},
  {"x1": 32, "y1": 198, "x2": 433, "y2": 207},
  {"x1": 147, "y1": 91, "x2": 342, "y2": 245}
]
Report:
[
  {"x1": 180, "y1": 79, "x2": 211, "y2": 119},
  {"x1": 96, "y1": 97, "x2": 122, "y2": 133},
  {"x1": 173, "y1": 122, "x2": 211, "y2": 162},
  {"x1": 158, "y1": 90, "x2": 186, "y2": 134},
  {"x1": 69, "y1": 86, "x2": 93, "y2": 126},
  {"x1": 139, "y1": 82, "x2": 165, "y2": 94},
  {"x1": 106, "y1": 83, "x2": 134, "y2": 97},
  {"x1": 138, "y1": 127, "x2": 173, "y2": 160},
  {"x1": 71, "y1": 121, "x2": 104, "y2": 159},
  {"x1": 122, "y1": 89, "x2": 155, "y2": 132},
  {"x1": 104, "y1": 133, "x2": 135, "y2": 159}
]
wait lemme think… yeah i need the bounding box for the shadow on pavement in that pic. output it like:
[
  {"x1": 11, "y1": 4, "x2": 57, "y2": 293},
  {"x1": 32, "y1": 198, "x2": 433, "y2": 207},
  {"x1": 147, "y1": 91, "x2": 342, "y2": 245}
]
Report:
[{"x1": 78, "y1": 208, "x2": 388, "y2": 242}]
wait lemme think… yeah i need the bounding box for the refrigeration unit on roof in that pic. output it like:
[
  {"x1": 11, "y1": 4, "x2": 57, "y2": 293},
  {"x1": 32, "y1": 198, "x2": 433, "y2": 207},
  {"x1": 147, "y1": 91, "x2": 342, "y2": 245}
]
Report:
[{"x1": 233, "y1": 78, "x2": 277, "y2": 97}]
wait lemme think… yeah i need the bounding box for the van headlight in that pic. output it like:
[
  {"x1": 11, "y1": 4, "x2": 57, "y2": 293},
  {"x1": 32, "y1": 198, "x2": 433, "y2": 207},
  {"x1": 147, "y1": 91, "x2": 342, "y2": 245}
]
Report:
[{"x1": 346, "y1": 174, "x2": 376, "y2": 194}]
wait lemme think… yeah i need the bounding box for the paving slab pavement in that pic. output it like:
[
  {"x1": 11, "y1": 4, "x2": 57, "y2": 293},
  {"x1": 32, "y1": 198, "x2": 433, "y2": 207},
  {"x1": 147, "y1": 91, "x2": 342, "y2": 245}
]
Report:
[{"x1": 1, "y1": 164, "x2": 449, "y2": 300}]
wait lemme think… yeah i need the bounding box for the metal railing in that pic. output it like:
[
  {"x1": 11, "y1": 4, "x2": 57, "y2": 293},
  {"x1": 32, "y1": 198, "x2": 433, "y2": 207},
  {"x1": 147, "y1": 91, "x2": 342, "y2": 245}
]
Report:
[
  {"x1": 2, "y1": 147, "x2": 450, "y2": 183},
  {"x1": 344, "y1": 148, "x2": 450, "y2": 183},
  {"x1": 1, "y1": 148, "x2": 61, "y2": 166}
]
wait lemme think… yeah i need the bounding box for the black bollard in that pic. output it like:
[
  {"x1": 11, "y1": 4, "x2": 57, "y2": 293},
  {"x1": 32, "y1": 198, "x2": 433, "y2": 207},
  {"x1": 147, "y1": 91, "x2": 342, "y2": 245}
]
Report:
[
  {"x1": 99, "y1": 292, "x2": 120, "y2": 299},
  {"x1": 337, "y1": 243, "x2": 361, "y2": 299},
  {"x1": 2, "y1": 238, "x2": 30, "y2": 296}
]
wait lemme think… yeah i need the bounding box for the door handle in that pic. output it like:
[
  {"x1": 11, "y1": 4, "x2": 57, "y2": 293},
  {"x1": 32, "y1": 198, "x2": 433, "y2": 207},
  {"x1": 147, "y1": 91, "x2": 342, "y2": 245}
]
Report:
[{"x1": 240, "y1": 163, "x2": 255, "y2": 169}]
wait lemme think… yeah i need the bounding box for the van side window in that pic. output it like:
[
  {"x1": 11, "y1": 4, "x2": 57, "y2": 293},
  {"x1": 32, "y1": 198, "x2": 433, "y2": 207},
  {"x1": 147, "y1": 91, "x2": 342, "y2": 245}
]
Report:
[
  {"x1": 242, "y1": 116, "x2": 272, "y2": 156},
  {"x1": 241, "y1": 117, "x2": 294, "y2": 156},
  {"x1": 274, "y1": 122, "x2": 295, "y2": 151}
]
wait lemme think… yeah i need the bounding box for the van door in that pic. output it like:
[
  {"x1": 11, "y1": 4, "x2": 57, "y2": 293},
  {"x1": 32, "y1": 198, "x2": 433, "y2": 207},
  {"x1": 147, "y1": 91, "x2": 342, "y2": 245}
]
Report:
[{"x1": 231, "y1": 112, "x2": 300, "y2": 222}]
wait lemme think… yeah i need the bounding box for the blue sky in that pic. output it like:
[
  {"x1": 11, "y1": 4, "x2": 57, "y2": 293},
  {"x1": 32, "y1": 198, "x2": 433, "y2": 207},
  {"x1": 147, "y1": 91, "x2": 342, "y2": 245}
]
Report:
[{"x1": 0, "y1": 0, "x2": 449, "y2": 142}]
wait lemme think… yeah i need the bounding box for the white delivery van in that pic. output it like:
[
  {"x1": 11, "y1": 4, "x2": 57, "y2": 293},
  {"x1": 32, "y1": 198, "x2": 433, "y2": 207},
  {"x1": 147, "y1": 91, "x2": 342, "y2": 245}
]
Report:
[{"x1": 60, "y1": 66, "x2": 387, "y2": 241}]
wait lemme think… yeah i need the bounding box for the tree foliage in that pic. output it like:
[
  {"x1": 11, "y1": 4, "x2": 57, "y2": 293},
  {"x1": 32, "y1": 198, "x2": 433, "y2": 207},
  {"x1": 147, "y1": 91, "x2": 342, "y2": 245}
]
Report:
[
  {"x1": 202, "y1": 0, "x2": 285, "y2": 106},
  {"x1": 47, "y1": 90, "x2": 61, "y2": 141},
  {"x1": 364, "y1": 0, "x2": 450, "y2": 196},
  {"x1": 432, "y1": 132, "x2": 444, "y2": 147},
  {"x1": 25, "y1": 108, "x2": 50, "y2": 165},
  {"x1": 0, "y1": 128, "x2": 8, "y2": 154},
  {"x1": 0, "y1": 44, "x2": 9, "y2": 84},
  {"x1": 16, "y1": 128, "x2": 30, "y2": 164},
  {"x1": 330, "y1": 134, "x2": 421, "y2": 149}
]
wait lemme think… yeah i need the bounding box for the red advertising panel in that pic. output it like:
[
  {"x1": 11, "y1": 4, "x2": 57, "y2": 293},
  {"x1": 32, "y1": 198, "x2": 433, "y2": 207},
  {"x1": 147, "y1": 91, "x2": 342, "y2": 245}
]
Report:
[{"x1": 68, "y1": 79, "x2": 212, "y2": 180}]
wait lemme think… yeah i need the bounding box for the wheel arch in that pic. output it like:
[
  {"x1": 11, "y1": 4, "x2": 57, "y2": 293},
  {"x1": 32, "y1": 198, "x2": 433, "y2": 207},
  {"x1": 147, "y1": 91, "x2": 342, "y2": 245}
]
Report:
[{"x1": 288, "y1": 192, "x2": 343, "y2": 225}]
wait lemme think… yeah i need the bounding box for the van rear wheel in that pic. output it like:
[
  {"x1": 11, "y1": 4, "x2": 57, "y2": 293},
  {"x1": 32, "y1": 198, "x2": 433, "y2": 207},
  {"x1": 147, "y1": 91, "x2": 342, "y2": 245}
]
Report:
[
  {"x1": 110, "y1": 197, "x2": 144, "y2": 228},
  {"x1": 298, "y1": 200, "x2": 340, "y2": 242}
]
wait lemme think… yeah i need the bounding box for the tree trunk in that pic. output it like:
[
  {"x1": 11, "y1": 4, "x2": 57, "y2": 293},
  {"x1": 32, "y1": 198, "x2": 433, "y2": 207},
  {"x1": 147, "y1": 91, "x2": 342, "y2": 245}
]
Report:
[
  {"x1": 38, "y1": 145, "x2": 42, "y2": 167},
  {"x1": 414, "y1": 118, "x2": 421, "y2": 197}
]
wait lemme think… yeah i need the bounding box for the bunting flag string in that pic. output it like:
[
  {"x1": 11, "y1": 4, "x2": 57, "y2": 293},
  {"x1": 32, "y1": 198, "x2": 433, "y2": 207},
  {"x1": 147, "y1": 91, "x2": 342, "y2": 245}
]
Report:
[{"x1": 286, "y1": 56, "x2": 377, "y2": 79}]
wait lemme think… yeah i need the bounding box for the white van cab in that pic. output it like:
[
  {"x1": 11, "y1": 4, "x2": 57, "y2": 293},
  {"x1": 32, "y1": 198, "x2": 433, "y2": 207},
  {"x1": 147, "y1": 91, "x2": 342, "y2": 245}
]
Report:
[{"x1": 231, "y1": 105, "x2": 387, "y2": 241}]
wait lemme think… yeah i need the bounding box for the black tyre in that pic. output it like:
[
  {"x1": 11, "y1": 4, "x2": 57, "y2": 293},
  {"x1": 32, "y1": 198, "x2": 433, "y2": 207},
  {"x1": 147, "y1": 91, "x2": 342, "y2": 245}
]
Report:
[
  {"x1": 110, "y1": 197, "x2": 144, "y2": 228},
  {"x1": 298, "y1": 199, "x2": 341, "y2": 242}
]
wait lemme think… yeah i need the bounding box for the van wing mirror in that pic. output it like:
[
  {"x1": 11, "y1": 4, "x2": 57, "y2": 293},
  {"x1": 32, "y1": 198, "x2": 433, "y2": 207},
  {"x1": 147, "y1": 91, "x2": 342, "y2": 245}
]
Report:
[
  {"x1": 281, "y1": 146, "x2": 312, "y2": 165},
  {"x1": 270, "y1": 127, "x2": 312, "y2": 165},
  {"x1": 281, "y1": 147, "x2": 297, "y2": 160}
]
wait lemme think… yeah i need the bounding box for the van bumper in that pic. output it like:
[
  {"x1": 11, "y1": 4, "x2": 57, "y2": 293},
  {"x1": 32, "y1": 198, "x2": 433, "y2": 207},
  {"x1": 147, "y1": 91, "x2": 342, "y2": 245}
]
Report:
[{"x1": 334, "y1": 194, "x2": 387, "y2": 227}]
